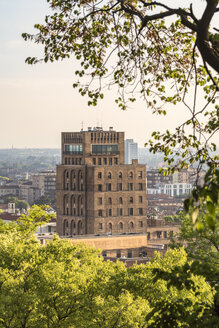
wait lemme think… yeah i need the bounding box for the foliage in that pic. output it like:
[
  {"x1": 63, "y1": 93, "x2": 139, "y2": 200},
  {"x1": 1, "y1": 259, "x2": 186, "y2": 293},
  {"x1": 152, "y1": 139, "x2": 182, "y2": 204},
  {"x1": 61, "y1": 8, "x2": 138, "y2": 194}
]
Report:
[
  {"x1": 0, "y1": 205, "x2": 55, "y2": 235},
  {"x1": 169, "y1": 202, "x2": 219, "y2": 320},
  {"x1": 34, "y1": 195, "x2": 56, "y2": 208},
  {"x1": 22, "y1": 0, "x2": 218, "y2": 171},
  {"x1": 184, "y1": 165, "x2": 219, "y2": 231},
  {"x1": 0, "y1": 208, "x2": 218, "y2": 327},
  {"x1": 6, "y1": 196, "x2": 29, "y2": 210},
  {"x1": 163, "y1": 211, "x2": 184, "y2": 223}
]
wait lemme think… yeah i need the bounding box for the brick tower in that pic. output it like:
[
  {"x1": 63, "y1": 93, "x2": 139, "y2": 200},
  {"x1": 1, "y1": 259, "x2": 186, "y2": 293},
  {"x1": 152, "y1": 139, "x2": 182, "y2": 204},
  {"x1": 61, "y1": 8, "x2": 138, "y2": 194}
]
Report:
[{"x1": 56, "y1": 127, "x2": 147, "y2": 236}]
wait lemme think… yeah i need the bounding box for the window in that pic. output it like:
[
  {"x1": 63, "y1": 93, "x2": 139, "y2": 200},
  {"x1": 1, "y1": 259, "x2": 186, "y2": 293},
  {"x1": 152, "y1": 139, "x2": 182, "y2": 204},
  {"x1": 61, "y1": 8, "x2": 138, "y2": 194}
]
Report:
[
  {"x1": 147, "y1": 232, "x2": 150, "y2": 240},
  {"x1": 108, "y1": 197, "x2": 112, "y2": 205},
  {"x1": 98, "y1": 184, "x2": 102, "y2": 191},
  {"x1": 98, "y1": 172, "x2": 102, "y2": 179},
  {"x1": 129, "y1": 171, "x2": 133, "y2": 178},
  {"x1": 130, "y1": 197, "x2": 133, "y2": 204},
  {"x1": 128, "y1": 250, "x2": 132, "y2": 258},
  {"x1": 102, "y1": 250, "x2": 107, "y2": 256},
  {"x1": 92, "y1": 144, "x2": 118, "y2": 154},
  {"x1": 138, "y1": 171, "x2": 143, "y2": 178},
  {"x1": 108, "y1": 172, "x2": 112, "y2": 179},
  {"x1": 109, "y1": 222, "x2": 112, "y2": 230},
  {"x1": 98, "y1": 197, "x2": 102, "y2": 205},
  {"x1": 117, "y1": 183, "x2": 122, "y2": 191},
  {"x1": 139, "y1": 221, "x2": 143, "y2": 228},
  {"x1": 80, "y1": 208, "x2": 83, "y2": 216},
  {"x1": 99, "y1": 223, "x2": 103, "y2": 230},
  {"x1": 128, "y1": 183, "x2": 133, "y2": 191},
  {"x1": 65, "y1": 144, "x2": 83, "y2": 154},
  {"x1": 119, "y1": 208, "x2": 123, "y2": 216},
  {"x1": 114, "y1": 158, "x2": 118, "y2": 164},
  {"x1": 164, "y1": 231, "x2": 167, "y2": 238},
  {"x1": 98, "y1": 158, "x2": 102, "y2": 165},
  {"x1": 93, "y1": 158, "x2": 96, "y2": 165},
  {"x1": 130, "y1": 221, "x2": 134, "y2": 228},
  {"x1": 117, "y1": 250, "x2": 121, "y2": 258},
  {"x1": 138, "y1": 183, "x2": 143, "y2": 190},
  {"x1": 98, "y1": 210, "x2": 103, "y2": 217},
  {"x1": 157, "y1": 231, "x2": 162, "y2": 239},
  {"x1": 119, "y1": 197, "x2": 123, "y2": 204},
  {"x1": 104, "y1": 158, "x2": 107, "y2": 165},
  {"x1": 107, "y1": 183, "x2": 112, "y2": 191},
  {"x1": 109, "y1": 158, "x2": 112, "y2": 165},
  {"x1": 129, "y1": 208, "x2": 133, "y2": 216},
  {"x1": 119, "y1": 222, "x2": 123, "y2": 229},
  {"x1": 108, "y1": 209, "x2": 112, "y2": 216},
  {"x1": 139, "y1": 208, "x2": 143, "y2": 215},
  {"x1": 139, "y1": 196, "x2": 143, "y2": 203},
  {"x1": 119, "y1": 172, "x2": 122, "y2": 178}
]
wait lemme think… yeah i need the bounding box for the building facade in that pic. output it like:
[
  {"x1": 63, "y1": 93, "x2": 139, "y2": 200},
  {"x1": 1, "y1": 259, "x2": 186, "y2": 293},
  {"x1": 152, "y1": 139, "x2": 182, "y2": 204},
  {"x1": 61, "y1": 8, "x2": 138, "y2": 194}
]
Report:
[
  {"x1": 56, "y1": 127, "x2": 147, "y2": 237},
  {"x1": 32, "y1": 171, "x2": 56, "y2": 199}
]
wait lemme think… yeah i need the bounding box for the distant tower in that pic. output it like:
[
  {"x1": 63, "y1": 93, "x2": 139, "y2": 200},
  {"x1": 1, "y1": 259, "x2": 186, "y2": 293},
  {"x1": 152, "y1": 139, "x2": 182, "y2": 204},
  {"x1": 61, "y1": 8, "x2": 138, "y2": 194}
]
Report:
[
  {"x1": 8, "y1": 202, "x2": 15, "y2": 214},
  {"x1": 125, "y1": 139, "x2": 138, "y2": 164},
  {"x1": 25, "y1": 172, "x2": 29, "y2": 180}
]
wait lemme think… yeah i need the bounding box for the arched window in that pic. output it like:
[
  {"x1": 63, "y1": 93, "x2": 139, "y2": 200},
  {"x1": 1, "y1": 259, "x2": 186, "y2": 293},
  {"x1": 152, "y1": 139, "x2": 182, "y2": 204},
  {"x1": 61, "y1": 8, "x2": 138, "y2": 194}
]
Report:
[
  {"x1": 108, "y1": 197, "x2": 112, "y2": 205},
  {"x1": 129, "y1": 171, "x2": 133, "y2": 178},
  {"x1": 71, "y1": 170, "x2": 76, "y2": 190},
  {"x1": 108, "y1": 172, "x2": 112, "y2": 179},
  {"x1": 70, "y1": 220, "x2": 76, "y2": 235},
  {"x1": 109, "y1": 222, "x2": 112, "y2": 230},
  {"x1": 78, "y1": 220, "x2": 83, "y2": 235},
  {"x1": 78, "y1": 170, "x2": 83, "y2": 191},
  {"x1": 70, "y1": 196, "x2": 76, "y2": 215},
  {"x1": 119, "y1": 197, "x2": 123, "y2": 204},
  {"x1": 63, "y1": 219, "x2": 68, "y2": 235},
  {"x1": 63, "y1": 170, "x2": 69, "y2": 190},
  {"x1": 119, "y1": 172, "x2": 122, "y2": 178},
  {"x1": 130, "y1": 197, "x2": 133, "y2": 204},
  {"x1": 63, "y1": 195, "x2": 69, "y2": 215},
  {"x1": 130, "y1": 221, "x2": 134, "y2": 229},
  {"x1": 119, "y1": 222, "x2": 123, "y2": 230}
]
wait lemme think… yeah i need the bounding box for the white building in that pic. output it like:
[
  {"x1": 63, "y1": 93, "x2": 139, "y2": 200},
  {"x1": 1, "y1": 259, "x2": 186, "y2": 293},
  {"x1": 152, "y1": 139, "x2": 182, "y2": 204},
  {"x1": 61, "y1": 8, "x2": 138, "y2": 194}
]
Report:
[
  {"x1": 155, "y1": 183, "x2": 192, "y2": 197},
  {"x1": 125, "y1": 139, "x2": 138, "y2": 164}
]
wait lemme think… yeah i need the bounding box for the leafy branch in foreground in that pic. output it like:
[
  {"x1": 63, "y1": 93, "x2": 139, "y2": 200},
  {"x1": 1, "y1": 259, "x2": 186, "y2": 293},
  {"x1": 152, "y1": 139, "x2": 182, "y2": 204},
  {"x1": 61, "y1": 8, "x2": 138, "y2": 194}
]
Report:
[{"x1": 22, "y1": 0, "x2": 218, "y2": 170}]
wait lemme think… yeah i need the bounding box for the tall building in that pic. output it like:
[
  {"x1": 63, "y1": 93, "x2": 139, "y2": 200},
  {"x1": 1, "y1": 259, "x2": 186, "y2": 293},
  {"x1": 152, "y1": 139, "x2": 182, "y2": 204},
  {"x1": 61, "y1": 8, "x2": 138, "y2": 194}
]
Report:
[
  {"x1": 56, "y1": 127, "x2": 147, "y2": 237},
  {"x1": 125, "y1": 139, "x2": 138, "y2": 164}
]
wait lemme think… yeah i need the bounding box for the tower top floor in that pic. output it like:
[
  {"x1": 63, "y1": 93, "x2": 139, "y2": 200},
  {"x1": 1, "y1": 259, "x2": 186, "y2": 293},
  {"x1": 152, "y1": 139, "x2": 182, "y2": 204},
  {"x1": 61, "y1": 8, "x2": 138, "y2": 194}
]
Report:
[{"x1": 61, "y1": 127, "x2": 124, "y2": 166}]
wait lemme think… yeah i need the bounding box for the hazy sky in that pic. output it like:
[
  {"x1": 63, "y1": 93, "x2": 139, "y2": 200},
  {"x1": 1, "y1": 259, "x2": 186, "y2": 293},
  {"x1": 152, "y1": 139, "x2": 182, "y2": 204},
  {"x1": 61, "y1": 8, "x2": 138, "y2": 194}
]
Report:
[{"x1": 0, "y1": 0, "x2": 218, "y2": 149}]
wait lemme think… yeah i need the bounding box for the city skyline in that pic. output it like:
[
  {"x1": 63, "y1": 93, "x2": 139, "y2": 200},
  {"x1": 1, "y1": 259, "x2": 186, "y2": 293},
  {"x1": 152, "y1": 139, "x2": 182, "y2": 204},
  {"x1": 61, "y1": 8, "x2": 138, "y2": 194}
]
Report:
[{"x1": 0, "y1": 0, "x2": 218, "y2": 149}]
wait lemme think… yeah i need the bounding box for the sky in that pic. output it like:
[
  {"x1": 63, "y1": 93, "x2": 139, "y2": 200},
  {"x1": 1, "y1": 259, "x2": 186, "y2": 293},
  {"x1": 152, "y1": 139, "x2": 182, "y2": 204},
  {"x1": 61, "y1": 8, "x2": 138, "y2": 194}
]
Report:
[{"x1": 0, "y1": 0, "x2": 218, "y2": 149}]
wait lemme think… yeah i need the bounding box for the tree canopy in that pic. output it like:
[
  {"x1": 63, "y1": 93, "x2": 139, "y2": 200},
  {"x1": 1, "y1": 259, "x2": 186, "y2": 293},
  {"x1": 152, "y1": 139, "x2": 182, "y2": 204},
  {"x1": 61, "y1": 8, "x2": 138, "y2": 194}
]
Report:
[
  {"x1": 0, "y1": 206, "x2": 218, "y2": 327},
  {"x1": 22, "y1": 0, "x2": 218, "y2": 171}
]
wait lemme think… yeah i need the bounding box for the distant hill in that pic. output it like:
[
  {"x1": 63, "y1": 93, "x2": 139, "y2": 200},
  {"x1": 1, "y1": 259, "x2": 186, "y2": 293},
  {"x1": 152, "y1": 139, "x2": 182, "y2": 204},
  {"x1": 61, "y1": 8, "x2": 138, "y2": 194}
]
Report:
[
  {"x1": 138, "y1": 148, "x2": 164, "y2": 168},
  {"x1": 0, "y1": 149, "x2": 61, "y2": 173}
]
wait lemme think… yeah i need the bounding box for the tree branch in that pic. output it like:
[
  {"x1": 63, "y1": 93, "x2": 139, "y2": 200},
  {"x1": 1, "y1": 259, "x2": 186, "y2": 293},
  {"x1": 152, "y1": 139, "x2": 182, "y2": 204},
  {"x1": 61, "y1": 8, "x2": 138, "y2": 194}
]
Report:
[{"x1": 196, "y1": 0, "x2": 219, "y2": 73}]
